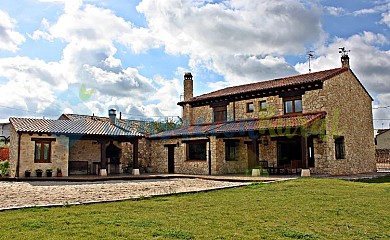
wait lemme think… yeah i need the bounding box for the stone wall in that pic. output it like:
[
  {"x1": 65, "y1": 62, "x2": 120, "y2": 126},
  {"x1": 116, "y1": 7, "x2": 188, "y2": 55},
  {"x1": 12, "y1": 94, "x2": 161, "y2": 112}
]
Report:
[
  {"x1": 120, "y1": 138, "x2": 150, "y2": 171},
  {"x1": 213, "y1": 137, "x2": 248, "y2": 174},
  {"x1": 304, "y1": 70, "x2": 376, "y2": 175},
  {"x1": 191, "y1": 105, "x2": 213, "y2": 124},
  {"x1": 233, "y1": 96, "x2": 283, "y2": 121},
  {"x1": 9, "y1": 130, "x2": 69, "y2": 177},
  {"x1": 9, "y1": 127, "x2": 18, "y2": 177},
  {"x1": 149, "y1": 137, "x2": 210, "y2": 175},
  {"x1": 69, "y1": 139, "x2": 100, "y2": 174}
]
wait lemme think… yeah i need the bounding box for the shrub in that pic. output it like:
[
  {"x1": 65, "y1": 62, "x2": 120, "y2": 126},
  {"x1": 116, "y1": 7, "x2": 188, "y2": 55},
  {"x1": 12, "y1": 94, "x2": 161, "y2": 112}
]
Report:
[{"x1": 0, "y1": 160, "x2": 10, "y2": 176}]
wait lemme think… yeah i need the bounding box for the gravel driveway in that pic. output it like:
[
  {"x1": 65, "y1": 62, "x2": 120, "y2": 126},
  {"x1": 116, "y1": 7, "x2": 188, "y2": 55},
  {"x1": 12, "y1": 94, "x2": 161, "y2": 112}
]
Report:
[{"x1": 0, "y1": 179, "x2": 249, "y2": 211}]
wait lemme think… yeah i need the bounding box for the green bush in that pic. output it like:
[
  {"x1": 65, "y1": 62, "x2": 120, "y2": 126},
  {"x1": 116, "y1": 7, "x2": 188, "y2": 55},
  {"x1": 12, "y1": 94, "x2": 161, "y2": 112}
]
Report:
[{"x1": 0, "y1": 160, "x2": 10, "y2": 176}]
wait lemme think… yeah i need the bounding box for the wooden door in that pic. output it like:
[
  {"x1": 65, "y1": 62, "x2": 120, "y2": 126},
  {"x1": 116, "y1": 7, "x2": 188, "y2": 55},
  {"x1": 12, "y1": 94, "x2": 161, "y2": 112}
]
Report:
[
  {"x1": 247, "y1": 139, "x2": 259, "y2": 169},
  {"x1": 167, "y1": 145, "x2": 175, "y2": 174}
]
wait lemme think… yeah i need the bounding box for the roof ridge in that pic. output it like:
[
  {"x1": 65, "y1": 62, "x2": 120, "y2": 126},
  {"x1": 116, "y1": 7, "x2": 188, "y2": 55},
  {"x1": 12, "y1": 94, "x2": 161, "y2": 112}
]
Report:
[{"x1": 181, "y1": 67, "x2": 346, "y2": 104}]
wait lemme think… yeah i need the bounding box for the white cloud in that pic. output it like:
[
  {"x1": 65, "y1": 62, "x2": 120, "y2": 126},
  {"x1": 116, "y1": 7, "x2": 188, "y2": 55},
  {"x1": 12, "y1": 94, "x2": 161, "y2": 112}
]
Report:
[
  {"x1": 149, "y1": 75, "x2": 182, "y2": 117},
  {"x1": 0, "y1": 2, "x2": 162, "y2": 120},
  {"x1": 353, "y1": 2, "x2": 390, "y2": 17},
  {"x1": 381, "y1": 11, "x2": 390, "y2": 27},
  {"x1": 136, "y1": 0, "x2": 324, "y2": 86},
  {"x1": 0, "y1": 56, "x2": 70, "y2": 90},
  {"x1": 294, "y1": 31, "x2": 390, "y2": 127},
  {"x1": 325, "y1": 6, "x2": 346, "y2": 16},
  {"x1": 0, "y1": 10, "x2": 25, "y2": 52}
]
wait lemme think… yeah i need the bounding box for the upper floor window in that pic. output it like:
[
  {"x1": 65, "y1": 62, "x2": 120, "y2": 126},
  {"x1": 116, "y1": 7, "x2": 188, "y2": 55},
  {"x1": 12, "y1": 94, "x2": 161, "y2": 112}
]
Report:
[
  {"x1": 284, "y1": 97, "x2": 302, "y2": 114},
  {"x1": 34, "y1": 139, "x2": 53, "y2": 163},
  {"x1": 335, "y1": 136, "x2": 345, "y2": 159},
  {"x1": 213, "y1": 106, "x2": 227, "y2": 122},
  {"x1": 246, "y1": 102, "x2": 254, "y2": 113},
  {"x1": 259, "y1": 100, "x2": 267, "y2": 111}
]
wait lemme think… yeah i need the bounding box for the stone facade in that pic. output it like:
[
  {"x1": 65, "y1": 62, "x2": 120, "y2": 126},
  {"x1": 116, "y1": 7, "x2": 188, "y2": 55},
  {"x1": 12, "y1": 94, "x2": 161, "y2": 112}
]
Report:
[
  {"x1": 9, "y1": 127, "x2": 69, "y2": 177},
  {"x1": 304, "y1": 70, "x2": 376, "y2": 175},
  {"x1": 150, "y1": 64, "x2": 376, "y2": 176}
]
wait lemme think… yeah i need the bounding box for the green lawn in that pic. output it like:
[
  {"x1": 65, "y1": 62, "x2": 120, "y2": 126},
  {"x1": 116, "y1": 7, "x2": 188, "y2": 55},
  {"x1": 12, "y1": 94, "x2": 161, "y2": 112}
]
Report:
[{"x1": 0, "y1": 178, "x2": 389, "y2": 240}]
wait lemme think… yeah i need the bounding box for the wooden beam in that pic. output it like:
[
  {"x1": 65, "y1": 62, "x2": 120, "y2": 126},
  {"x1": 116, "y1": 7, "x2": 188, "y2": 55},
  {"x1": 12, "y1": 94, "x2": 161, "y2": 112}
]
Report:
[
  {"x1": 100, "y1": 140, "x2": 108, "y2": 169},
  {"x1": 133, "y1": 139, "x2": 139, "y2": 169},
  {"x1": 301, "y1": 136, "x2": 308, "y2": 169}
]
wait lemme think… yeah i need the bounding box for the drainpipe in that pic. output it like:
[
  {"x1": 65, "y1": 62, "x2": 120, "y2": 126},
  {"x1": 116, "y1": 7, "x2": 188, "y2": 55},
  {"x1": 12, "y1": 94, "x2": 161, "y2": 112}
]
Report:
[
  {"x1": 16, "y1": 132, "x2": 21, "y2": 178},
  {"x1": 207, "y1": 135, "x2": 211, "y2": 175}
]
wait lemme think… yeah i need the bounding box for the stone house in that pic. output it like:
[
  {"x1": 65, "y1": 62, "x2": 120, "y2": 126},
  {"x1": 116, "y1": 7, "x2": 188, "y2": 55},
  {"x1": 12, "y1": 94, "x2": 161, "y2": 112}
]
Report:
[
  {"x1": 376, "y1": 129, "x2": 390, "y2": 150},
  {"x1": 148, "y1": 55, "x2": 376, "y2": 175},
  {"x1": 8, "y1": 109, "x2": 142, "y2": 177}
]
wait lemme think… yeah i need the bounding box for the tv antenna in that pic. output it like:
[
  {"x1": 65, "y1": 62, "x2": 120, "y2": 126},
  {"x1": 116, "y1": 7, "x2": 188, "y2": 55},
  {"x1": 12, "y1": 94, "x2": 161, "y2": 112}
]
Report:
[
  {"x1": 339, "y1": 47, "x2": 350, "y2": 56},
  {"x1": 307, "y1": 51, "x2": 314, "y2": 73}
]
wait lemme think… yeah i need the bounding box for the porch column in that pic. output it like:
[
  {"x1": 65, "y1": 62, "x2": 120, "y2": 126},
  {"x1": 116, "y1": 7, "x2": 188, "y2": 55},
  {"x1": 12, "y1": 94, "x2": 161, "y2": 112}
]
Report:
[
  {"x1": 252, "y1": 138, "x2": 259, "y2": 162},
  {"x1": 100, "y1": 140, "x2": 108, "y2": 169},
  {"x1": 301, "y1": 136, "x2": 308, "y2": 169},
  {"x1": 132, "y1": 139, "x2": 139, "y2": 169}
]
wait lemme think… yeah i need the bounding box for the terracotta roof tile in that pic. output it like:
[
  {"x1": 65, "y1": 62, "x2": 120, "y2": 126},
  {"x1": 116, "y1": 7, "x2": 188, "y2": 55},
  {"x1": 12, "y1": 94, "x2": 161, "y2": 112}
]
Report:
[
  {"x1": 181, "y1": 68, "x2": 347, "y2": 104},
  {"x1": 9, "y1": 117, "x2": 143, "y2": 137},
  {"x1": 149, "y1": 112, "x2": 326, "y2": 139}
]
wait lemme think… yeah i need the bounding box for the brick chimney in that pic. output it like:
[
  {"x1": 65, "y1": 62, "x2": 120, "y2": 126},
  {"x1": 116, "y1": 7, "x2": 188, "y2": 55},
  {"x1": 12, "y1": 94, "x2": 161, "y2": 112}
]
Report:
[
  {"x1": 108, "y1": 109, "x2": 117, "y2": 124},
  {"x1": 341, "y1": 54, "x2": 350, "y2": 68},
  {"x1": 183, "y1": 72, "x2": 193, "y2": 101}
]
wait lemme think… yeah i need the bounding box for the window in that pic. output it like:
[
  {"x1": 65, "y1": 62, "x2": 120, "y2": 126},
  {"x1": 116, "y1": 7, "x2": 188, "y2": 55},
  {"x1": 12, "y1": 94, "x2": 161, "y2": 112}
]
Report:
[
  {"x1": 284, "y1": 97, "x2": 302, "y2": 114},
  {"x1": 187, "y1": 141, "x2": 207, "y2": 161},
  {"x1": 225, "y1": 140, "x2": 239, "y2": 161},
  {"x1": 246, "y1": 102, "x2": 254, "y2": 113},
  {"x1": 335, "y1": 136, "x2": 345, "y2": 159},
  {"x1": 34, "y1": 140, "x2": 52, "y2": 163},
  {"x1": 213, "y1": 106, "x2": 227, "y2": 122},
  {"x1": 260, "y1": 100, "x2": 267, "y2": 111}
]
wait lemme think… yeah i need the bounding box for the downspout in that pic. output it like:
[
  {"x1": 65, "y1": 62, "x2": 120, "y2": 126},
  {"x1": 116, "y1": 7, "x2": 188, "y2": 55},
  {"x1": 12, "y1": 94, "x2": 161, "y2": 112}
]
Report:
[
  {"x1": 207, "y1": 135, "x2": 211, "y2": 175},
  {"x1": 16, "y1": 132, "x2": 21, "y2": 178}
]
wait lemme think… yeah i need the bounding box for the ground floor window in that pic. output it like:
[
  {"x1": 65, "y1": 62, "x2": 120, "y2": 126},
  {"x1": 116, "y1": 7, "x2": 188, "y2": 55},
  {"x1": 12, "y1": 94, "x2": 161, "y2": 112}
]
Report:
[
  {"x1": 277, "y1": 139, "x2": 302, "y2": 166},
  {"x1": 187, "y1": 141, "x2": 207, "y2": 161},
  {"x1": 335, "y1": 136, "x2": 345, "y2": 159},
  {"x1": 225, "y1": 140, "x2": 239, "y2": 161},
  {"x1": 33, "y1": 138, "x2": 55, "y2": 163}
]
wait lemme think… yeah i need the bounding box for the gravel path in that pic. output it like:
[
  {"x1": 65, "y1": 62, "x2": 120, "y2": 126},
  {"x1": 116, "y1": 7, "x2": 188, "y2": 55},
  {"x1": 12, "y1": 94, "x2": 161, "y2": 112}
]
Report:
[{"x1": 0, "y1": 179, "x2": 249, "y2": 210}]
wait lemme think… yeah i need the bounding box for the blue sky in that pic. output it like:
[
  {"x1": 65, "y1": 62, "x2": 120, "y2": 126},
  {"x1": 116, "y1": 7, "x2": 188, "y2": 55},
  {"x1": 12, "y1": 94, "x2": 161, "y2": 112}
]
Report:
[{"x1": 0, "y1": 0, "x2": 389, "y2": 129}]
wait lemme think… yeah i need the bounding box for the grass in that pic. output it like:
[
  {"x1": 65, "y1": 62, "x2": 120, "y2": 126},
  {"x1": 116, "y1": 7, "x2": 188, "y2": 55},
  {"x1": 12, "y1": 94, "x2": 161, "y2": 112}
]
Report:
[{"x1": 0, "y1": 178, "x2": 389, "y2": 239}]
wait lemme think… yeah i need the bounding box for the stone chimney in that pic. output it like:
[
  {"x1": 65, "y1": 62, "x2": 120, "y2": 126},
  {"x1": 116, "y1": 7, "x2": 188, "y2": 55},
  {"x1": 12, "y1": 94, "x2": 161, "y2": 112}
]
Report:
[
  {"x1": 341, "y1": 54, "x2": 350, "y2": 68},
  {"x1": 183, "y1": 72, "x2": 193, "y2": 101},
  {"x1": 108, "y1": 109, "x2": 117, "y2": 124}
]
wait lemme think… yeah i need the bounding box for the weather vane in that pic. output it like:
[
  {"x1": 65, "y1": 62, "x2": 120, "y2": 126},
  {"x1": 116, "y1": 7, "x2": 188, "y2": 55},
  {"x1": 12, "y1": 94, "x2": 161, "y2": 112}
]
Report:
[
  {"x1": 307, "y1": 51, "x2": 314, "y2": 73},
  {"x1": 339, "y1": 47, "x2": 350, "y2": 56}
]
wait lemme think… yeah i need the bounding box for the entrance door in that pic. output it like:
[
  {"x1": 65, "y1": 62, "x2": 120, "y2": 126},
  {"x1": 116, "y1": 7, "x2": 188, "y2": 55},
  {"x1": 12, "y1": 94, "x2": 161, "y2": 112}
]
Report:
[
  {"x1": 167, "y1": 145, "x2": 175, "y2": 174},
  {"x1": 247, "y1": 139, "x2": 259, "y2": 169}
]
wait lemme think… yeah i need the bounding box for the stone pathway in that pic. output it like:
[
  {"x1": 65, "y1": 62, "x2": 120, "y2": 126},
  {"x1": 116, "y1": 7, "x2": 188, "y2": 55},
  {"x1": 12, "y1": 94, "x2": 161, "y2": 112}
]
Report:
[{"x1": 0, "y1": 179, "x2": 250, "y2": 211}]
